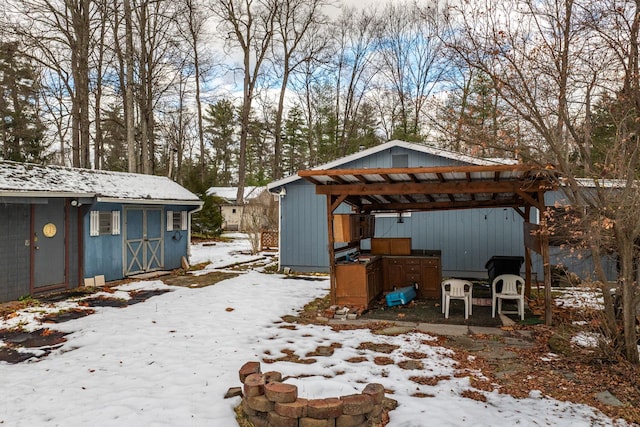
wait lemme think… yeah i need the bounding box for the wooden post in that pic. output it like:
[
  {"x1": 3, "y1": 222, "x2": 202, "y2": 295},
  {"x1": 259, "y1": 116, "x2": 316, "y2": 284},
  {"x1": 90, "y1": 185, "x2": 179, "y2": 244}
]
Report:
[{"x1": 326, "y1": 195, "x2": 336, "y2": 305}]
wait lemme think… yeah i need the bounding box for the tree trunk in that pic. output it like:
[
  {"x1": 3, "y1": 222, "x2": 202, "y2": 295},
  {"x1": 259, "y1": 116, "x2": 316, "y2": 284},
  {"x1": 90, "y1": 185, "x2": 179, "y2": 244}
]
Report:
[{"x1": 124, "y1": 0, "x2": 136, "y2": 172}]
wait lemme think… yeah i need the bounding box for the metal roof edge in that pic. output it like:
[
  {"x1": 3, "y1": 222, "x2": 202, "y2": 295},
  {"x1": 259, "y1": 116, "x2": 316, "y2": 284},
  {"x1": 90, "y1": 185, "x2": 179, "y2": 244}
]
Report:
[
  {"x1": 0, "y1": 191, "x2": 96, "y2": 198},
  {"x1": 97, "y1": 197, "x2": 203, "y2": 205},
  {"x1": 571, "y1": 178, "x2": 630, "y2": 189}
]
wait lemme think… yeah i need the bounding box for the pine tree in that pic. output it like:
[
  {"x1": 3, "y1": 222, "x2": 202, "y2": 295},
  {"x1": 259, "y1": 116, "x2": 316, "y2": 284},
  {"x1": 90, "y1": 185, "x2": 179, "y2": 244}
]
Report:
[
  {"x1": 204, "y1": 99, "x2": 237, "y2": 186},
  {"x1": 0, "y1": 42, "x2": 47, "y2": 163}
]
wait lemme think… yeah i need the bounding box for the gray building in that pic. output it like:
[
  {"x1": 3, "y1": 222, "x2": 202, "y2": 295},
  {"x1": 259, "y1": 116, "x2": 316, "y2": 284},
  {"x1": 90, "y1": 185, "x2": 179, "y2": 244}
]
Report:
[
  {"x1": 268, "y1": 140, "x2": 619, "y2": 284},
  {"x1": 267, "y1": 140, "x2": 538, "y2": 278}
]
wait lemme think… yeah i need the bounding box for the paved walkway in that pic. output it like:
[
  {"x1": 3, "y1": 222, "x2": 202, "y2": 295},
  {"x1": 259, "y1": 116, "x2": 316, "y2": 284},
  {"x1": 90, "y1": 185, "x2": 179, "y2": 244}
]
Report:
[{"x1": 329, "y1": 313, "x2": 537, "y2": 381}]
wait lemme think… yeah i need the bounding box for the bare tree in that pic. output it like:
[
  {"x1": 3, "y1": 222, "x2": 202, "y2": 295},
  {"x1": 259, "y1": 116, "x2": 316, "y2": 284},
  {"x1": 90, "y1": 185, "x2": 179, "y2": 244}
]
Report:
[
  {"x1": 243, "y1": 190, "x2": 278, "y2": 254},
  {"x1": 209, "y1": 0, "x2": 278, "y2": 203},
  {"x1": 270, "y1": 0, "x2": 331, "y2": 179},
  {"x1": 331, "y1": 6, "x2": 378, "y2": 156},
  {"x1": 176, "y1": 0, "x2": 211, "y2": 184},
  {"x1": 374, "y1": 0, "x2": 449, "y2": 141},
  {"x1": 5, "y1": 0, "x2": 94, "y2": 168},
  {"x1": 92, "y1": 0, "x2": 111, "y2": 169},
  {"x1": 447, "y1": 0, "x2": 639, "y2": 363}
]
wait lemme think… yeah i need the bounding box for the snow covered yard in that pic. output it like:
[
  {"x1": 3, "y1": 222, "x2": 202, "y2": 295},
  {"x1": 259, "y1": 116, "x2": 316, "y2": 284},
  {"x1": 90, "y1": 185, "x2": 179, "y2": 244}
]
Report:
[{"x1": 0, "y1": 235, "x2": 631, "y2": 426}]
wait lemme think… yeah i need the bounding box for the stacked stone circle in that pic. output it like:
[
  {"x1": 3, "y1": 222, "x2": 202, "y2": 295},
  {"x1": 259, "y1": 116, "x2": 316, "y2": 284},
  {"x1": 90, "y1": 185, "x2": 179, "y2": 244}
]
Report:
[{"x1": 238, "y1": 361, "x2": 390, "y2": 427}]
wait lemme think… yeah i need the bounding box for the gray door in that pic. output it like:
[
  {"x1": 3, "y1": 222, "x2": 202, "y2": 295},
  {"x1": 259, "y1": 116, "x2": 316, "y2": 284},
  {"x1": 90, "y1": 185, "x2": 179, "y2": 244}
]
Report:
[
  {"x1": 33, "y1": 201, "x2": 65, "y2": 289},
  {"x1": 124, "y1": 207, "x2": 164, "y2": 275}
]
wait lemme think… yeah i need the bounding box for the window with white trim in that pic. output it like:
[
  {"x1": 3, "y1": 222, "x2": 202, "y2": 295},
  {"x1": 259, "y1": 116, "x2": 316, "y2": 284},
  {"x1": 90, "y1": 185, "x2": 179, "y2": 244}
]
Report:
[
  {"x1": 167, "y1": 211, "x2": 188, "y2": 231},
  {"x1": 90, "y1": 210, "x2": 121, "y2": 236}
]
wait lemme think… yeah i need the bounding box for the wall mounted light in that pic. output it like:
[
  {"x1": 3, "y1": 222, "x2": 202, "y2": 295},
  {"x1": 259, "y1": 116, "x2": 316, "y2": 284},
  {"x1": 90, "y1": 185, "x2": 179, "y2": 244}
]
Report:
[{"x1": 397, "y1": 212, "x2": 404, "y2": 223}]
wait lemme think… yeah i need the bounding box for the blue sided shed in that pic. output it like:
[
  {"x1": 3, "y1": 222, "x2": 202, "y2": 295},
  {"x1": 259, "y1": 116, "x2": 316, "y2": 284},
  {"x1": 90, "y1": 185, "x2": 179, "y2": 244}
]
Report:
[
  {"x1": 0, "y1": 161, "x2": 203, "y2": 302},
  {"x1": 267, "y1": 140, "x2": 536, "y2": 277},
  {"x1": 268, "y1": 140, "x2": 560, "y2": 323}
]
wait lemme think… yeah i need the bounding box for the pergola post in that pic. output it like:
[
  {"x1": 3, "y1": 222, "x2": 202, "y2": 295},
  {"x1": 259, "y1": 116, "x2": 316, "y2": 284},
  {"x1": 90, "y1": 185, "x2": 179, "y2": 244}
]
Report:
[
  {"x1": 326, "y1": 195, "x2": 336, "y2": 305},
  {"x1": 524, "y1": 206, "x2": 532, "y2": 299},
  {"x1": 326, "y1": 194, "x2": 349, "y2": 305}
]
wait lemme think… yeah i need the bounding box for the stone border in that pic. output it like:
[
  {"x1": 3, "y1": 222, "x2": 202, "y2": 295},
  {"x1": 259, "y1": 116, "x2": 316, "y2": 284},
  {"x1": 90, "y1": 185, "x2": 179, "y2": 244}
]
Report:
[{"x1": 235, "y1": 361, "x2": 395, "y2": 427}]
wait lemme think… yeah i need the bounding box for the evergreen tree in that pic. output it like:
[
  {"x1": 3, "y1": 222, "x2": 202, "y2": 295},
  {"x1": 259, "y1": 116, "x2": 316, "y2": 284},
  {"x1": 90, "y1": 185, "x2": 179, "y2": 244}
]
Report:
[
  {"x1": 191, "y1": 192, "x2": 224, "y2": 238},
  {"x1": 282, "y1": 105, "x2": 308, "y2": 176},
  {"x1": 101, "y1": 105, "x2": 128, "y2": 172},
  {"x1": 245, "y1": 108, "x2": 274, "y2": 186},
  {"x1": 437, "y1": 72, "x2": 517, "y2": 158},
  {"x1": 204, "y1": 99, "x2": 237, "y2": 186},
  {"x1": 0, "y1": 42, "x2": 47, "y2": 163}
]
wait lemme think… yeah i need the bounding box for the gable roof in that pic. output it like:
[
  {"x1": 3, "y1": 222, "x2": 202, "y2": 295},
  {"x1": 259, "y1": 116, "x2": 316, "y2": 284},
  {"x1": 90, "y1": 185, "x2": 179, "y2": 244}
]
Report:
[
  {"x1": 267, "y1": 140, "x2": 518, "y2": 191},
  {"x1": 0, "y1": 161, "x2": 201, "y2": 204},
  {"x1": 206, "y1": 186, "x2": 265, "y2": 203}
]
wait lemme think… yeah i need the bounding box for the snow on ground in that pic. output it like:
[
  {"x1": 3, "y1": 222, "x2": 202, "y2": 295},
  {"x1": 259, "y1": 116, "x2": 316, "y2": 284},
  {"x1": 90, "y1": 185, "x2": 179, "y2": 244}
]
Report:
[
  {"x1": 0, "y1": 234, "x2": 630, "y2": 426},
  {"x1": 189, "y1": 233, "x2": 266, "y2": 274},
  {"x1": 554, "y1": 286, "x2": 605, "y2": 310}
]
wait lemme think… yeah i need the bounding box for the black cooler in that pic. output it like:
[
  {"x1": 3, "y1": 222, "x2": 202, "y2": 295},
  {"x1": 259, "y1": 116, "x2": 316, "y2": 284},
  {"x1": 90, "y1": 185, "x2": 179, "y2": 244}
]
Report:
[{"x1": 485, "y1": 256, "x2": 524, "y2": 291}]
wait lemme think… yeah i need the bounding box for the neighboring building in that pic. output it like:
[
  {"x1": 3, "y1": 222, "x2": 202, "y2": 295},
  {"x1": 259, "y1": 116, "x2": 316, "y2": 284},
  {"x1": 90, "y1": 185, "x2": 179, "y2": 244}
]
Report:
[
  {"x1": 0, "y1": 161, "x2": 203, "y2": 302},
  {"x1": 206, "y1": 186, "x2": 266, "y2": 231},
  {"x1": 267, "y1": 139, "x2": 613, "y2": 282}
]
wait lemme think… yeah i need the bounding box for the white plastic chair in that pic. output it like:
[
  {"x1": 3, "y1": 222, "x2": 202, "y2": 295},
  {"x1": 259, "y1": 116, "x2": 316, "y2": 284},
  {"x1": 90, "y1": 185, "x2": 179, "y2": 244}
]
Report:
[
  {"x1": 441, "y1": 279, "x2": 473, "y2": 319},
  {"x1": 492, "y1": 274, "x2": 526, "y2": 320}
]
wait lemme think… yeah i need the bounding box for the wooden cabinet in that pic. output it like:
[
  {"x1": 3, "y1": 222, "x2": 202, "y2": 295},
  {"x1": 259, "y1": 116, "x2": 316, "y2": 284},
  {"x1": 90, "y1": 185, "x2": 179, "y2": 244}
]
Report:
[
  {"x1": 370, "y1": 238, "x2": 411, "y2": 255},
  {"x1": 383, "y1": 256, "x2": 441, "y2": 299},
  {"x1": 384, "y1": 259, "x2": 404, "y2": 292},
  {"x1": 335, "y1": 257, "x2": 382, "y2": 307},
  {"x1": 333, "y1": 214, "x2": 375, "y2": 243},
  {"x1": 419, "y1": 258, "x2": 442, "y2": 298}
]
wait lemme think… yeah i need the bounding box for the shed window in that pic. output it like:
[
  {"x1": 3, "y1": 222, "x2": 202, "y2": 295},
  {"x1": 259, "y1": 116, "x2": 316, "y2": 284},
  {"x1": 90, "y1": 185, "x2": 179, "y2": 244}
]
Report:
[
  {"x1": 90, "y1": 211, "x2": 121, "y2": 236},
  {"x1": 167, "y1": 211, "x2": 188, "y2": 231}
]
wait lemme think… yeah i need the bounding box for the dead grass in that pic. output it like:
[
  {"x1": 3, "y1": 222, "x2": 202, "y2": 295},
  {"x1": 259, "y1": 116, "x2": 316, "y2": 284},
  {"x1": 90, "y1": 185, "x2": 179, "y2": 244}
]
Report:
[{"x1": 162, "y1": 270, "x2": 239, "y2": 288}]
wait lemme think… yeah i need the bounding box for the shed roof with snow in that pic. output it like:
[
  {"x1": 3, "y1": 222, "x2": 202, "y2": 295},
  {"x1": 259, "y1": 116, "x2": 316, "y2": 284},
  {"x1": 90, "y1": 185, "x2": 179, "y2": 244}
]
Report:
[{"x1": 0, "y1": 161, "x2": 201, "y2": 204}]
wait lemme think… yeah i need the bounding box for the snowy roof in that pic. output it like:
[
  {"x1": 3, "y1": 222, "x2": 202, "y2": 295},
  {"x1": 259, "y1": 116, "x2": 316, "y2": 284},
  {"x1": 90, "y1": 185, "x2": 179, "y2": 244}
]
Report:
[
  {"x1": 267, "y1": 139, "x2": 518, "y2": 190},
  {"x1": 0, "y1": 161, "x2": 202, "y2": 204},
  {"x1": 206, "y1": 186, "x2": 265, "y2": 203}
]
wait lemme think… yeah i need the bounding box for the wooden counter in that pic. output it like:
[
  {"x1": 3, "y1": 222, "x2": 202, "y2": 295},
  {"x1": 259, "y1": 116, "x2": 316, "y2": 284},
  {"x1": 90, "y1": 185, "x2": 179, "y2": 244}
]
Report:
[
  {"x1": 334, "y1": 253, "x2": 442, "y2": 308},
  {"x1": 335, "y1": 257, "x2": 382, "y2": 307}
]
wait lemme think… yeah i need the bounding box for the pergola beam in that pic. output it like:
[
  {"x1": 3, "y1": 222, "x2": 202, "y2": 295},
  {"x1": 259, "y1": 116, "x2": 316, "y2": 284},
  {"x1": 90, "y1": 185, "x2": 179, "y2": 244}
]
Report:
[
  {"x1": 361, "y1": 198, "x2": 527, "y2": 213},
  {"x1": 313, "y1": 180, "x2": 535, "y2": 197}
]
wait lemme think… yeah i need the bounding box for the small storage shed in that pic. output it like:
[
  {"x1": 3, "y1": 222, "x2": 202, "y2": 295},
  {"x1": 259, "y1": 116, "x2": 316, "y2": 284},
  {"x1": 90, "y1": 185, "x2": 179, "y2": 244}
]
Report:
[
  {"x1": 0, "y1": 161, "x2": 203, "y2": 302},
  {"x1": 206, "y1": 186, "x2": 266, "y2": 231}
]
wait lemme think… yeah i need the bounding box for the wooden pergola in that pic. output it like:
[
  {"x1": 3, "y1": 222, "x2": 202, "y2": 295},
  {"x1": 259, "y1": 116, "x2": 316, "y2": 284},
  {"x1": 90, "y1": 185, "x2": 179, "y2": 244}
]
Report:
[{"x1": 298, "y1": 163, "x2": 559, "y2": 325}]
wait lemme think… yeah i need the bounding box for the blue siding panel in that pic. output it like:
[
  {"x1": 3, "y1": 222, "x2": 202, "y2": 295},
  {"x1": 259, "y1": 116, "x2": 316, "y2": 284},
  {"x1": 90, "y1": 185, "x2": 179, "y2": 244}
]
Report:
[
  {"x1": 67, "y1": 206, "x2": 81, "y2": 287},
  {"x1": 280, "y1": 181, "x2": 330, "y2": 272},
  {"x1": 84, "y1": 203, "x2": 192, "y2": 280},
  {"x1": 164, "y1": 205, "x2": 190, "y2": 270},
  {"x1": 341, "y1": 147, "x2": 471, "y2": 169},
  {"x1": 84, "y1": 202, "x2": 124, "y2": 281},
  {"x1": 368, "y1": 208, "x2": 526, "y2": 278}
]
